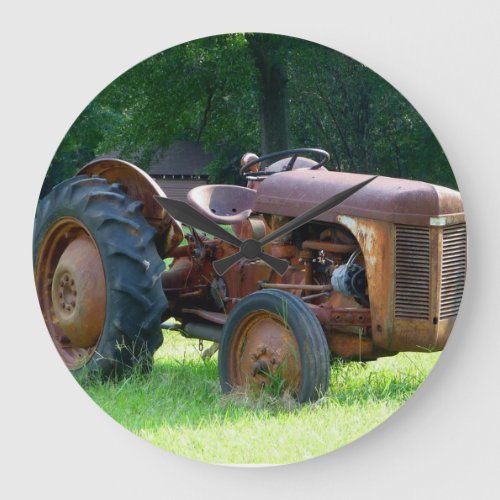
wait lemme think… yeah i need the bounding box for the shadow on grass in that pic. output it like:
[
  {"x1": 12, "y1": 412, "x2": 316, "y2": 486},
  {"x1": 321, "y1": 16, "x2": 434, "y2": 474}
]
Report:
[{"x1": 79, "y1": 352, "x2": 433, "y2": 434}]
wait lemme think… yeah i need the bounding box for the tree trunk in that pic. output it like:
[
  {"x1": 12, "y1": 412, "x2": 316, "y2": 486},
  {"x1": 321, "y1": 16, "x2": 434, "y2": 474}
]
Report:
[{"x1": 246, "y1": 34, "x2": 289, "y2": 154}]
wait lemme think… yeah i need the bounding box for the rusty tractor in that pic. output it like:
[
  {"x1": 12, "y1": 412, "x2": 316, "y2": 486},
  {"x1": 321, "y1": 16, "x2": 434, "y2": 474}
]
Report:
[{"x1": 33, "y1": 148, "x2": 466, "y2": 402}]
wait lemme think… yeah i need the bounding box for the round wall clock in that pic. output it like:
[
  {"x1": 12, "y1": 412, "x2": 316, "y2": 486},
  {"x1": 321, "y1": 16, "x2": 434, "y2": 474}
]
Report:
[{"x1": 33, "y1": 33, "x2": 466, "y2": 465}]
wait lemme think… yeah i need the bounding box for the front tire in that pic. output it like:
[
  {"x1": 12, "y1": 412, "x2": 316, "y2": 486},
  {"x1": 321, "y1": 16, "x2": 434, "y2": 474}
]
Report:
[
  {"x1": 33, "y1": 176, "x2": 167, "y2": 377},
  {"x1": 219, "y1": 289, "x2": 330, "y2": 402}
]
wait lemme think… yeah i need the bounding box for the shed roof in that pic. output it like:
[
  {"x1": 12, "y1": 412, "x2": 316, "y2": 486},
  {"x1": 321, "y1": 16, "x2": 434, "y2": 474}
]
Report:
[{"x1": 148, "y1": 141, "x2": 214, "y2": 176}]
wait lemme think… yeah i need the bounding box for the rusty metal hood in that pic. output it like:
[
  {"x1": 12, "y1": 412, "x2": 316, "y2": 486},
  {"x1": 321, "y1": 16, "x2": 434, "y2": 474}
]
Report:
[{"x1": 253, "y1": 169, "x2": 464, "y2": 226}]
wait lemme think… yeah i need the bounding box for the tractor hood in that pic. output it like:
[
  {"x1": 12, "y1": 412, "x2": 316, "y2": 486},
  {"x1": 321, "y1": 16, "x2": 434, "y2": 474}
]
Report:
[{"x1": 253, "y1": 169, "x2": 464, "y2": 226}]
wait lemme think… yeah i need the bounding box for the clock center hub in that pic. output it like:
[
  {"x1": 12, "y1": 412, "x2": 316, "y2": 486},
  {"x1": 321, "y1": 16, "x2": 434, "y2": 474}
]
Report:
[{"x1": 241, "y1": 239, "x2": 261, "y2": 260}]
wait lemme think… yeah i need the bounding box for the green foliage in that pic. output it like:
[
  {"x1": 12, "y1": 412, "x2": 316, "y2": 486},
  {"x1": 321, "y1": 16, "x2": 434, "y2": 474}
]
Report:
[
  {"x1": 40, "y1": 101, "x2": 123, "y2": 197},
  {"x1": 43, "y1": 33, "x2": 456, "y2": 196},
  {"x1": 287, "y1": 39, "x2": 455, "y2": 186}
]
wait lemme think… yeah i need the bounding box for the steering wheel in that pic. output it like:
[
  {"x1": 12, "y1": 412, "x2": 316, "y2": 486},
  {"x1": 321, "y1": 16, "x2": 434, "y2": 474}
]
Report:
[{"x1": 240, "y1": 148, "x2": 330, "y2": 177}]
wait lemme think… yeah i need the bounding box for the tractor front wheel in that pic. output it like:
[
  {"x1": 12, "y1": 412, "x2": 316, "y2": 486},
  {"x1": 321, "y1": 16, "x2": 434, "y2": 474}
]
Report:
[
  {"x1": 219, "y1": 289, "x2": 330, "y2": 402},
  {"x1": 33, "y1": 176, "x2": 167, "y2": 377}
]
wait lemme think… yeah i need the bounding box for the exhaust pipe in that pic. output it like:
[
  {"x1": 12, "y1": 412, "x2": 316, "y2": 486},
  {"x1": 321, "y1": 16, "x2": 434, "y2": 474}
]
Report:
[{"x1": 183, "y1": 322, "x2": 223, "y2": 343}]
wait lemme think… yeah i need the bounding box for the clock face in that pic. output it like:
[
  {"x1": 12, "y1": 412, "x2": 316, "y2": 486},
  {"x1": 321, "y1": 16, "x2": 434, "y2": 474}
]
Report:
[{"x1": 33, "y1": 33, "x2": 466, "y2": 465}]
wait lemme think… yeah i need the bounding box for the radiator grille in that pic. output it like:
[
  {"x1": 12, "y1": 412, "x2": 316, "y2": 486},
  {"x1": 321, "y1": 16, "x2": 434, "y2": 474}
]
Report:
[
  {"x1": 395, "y1": 225, "x2": 431, "y2": 319},
  {"x1": 440, "y1": 223, "x2": 467, "y2": 319}
]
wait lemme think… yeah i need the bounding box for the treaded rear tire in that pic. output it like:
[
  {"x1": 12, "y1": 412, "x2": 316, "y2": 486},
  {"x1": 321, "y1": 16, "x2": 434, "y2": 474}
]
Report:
[{"x1": 33, "y1": 175, "x2": 167, "y2": 378}]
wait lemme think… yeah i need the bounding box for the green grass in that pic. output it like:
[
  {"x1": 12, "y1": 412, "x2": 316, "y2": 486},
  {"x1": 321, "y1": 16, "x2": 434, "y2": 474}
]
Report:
[{"x1": 82, "y1": 330, "x2": 440, "y2": 464}]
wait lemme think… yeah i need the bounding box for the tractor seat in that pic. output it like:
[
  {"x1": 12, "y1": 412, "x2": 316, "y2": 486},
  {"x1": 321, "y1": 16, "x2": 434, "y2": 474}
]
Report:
[{"x1": 187, "y1": 184, "x2": 257, "y2": 224}]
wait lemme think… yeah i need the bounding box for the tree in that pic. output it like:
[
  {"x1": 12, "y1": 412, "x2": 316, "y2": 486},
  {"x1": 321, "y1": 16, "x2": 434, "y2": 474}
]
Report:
[
  {"x1": 245, "y1": 33, "x2": 290, "y2": 153},
  {"x1": 42, "y1": 33, "x2": 457, "y2": 194},
  {"x1": 39, "y1": 101, "x2": 123, "y2": 197},
  {"x1": 287, "y1": 41, "x2": 455, "y2": 187}
]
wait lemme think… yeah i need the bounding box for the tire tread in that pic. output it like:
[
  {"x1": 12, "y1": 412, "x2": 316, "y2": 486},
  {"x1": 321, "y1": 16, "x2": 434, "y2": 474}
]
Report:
[{"x1": 33, "y1": 175, "x2": 166, "y2": 378}]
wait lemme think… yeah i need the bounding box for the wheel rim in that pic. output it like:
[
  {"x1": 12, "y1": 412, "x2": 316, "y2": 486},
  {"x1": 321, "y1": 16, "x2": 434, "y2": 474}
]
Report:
[
  {"x1": 35, "y1": 217, "x2": 106, "y2": 370},
  {"x1": 227, "y1": 311, "x2": 301, "y2": 394}
]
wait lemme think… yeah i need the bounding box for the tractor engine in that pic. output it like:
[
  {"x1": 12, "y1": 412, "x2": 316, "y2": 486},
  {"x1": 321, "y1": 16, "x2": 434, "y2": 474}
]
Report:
[
  {"x1": 330, "y1": 252, "x2": 368, "y2": 307},
  {"x1": 162, "y1": 216, "x2": 379, "y2": 360}
]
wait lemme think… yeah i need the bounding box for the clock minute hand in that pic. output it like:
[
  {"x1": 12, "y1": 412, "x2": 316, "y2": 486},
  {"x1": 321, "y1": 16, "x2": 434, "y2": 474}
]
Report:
[
  {"x1": 154, "y1": 196, "x2": 243, "y2": 248},
  {"x1": 259, "y1": 175, "x2": 378, "y2": 246},
  {"x1": 157, "y1": 176, "x2": 377, "y2": 277},
  {"x1": 212, "y1": 175, "x2": 377, "y2": 276}
]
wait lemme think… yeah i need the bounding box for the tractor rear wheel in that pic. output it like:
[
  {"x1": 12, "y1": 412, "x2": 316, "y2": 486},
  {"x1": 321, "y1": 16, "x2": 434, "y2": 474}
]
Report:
[
  {"x1": 33, "y1": 176, "x2": 167, "y2": 377},
  {"x1": 219, "y1": 289, "x2": 330, "y2": 402}
]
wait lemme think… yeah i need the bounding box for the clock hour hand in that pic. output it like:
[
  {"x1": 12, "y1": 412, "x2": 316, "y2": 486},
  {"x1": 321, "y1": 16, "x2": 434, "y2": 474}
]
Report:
[
  {"x1": 154, "y1": 196, "x2": 243, "y2": 248},
  {"x1": 155, "y1": 196, "x2": 288, "y2": 276}
]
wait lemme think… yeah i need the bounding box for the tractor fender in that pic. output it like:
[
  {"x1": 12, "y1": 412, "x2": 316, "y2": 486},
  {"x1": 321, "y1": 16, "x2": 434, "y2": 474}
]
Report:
[{"x1": 77, "y1": 158, "x2": 183, "y2": 258}]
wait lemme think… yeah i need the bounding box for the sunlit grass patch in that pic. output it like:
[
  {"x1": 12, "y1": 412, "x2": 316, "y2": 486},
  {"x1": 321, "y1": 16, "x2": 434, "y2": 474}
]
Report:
[{"x1": 82, "y1": 329, "x2": 440, "y2": 464}]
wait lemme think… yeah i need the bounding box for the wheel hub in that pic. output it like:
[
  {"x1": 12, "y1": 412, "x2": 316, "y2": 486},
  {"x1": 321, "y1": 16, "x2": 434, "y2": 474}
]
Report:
[
  {"x1": 232, "y1": 313, "x2": 301, "y2": 391},
  {"x1": 55, "y1": 271, "x2": 77, "y2": 314},
  {"x1": 51, "y1": 236, "x2": 106, "y2": 348}
]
